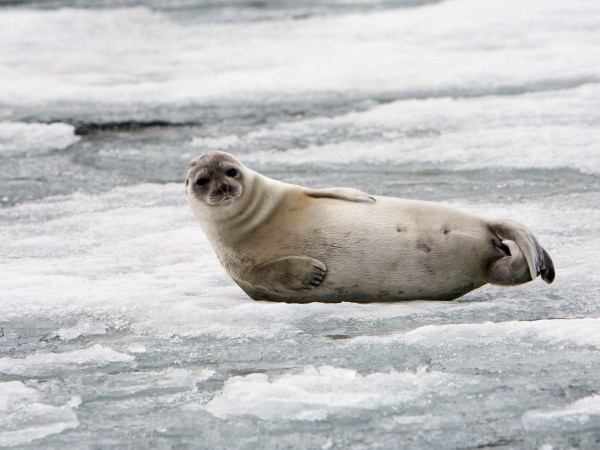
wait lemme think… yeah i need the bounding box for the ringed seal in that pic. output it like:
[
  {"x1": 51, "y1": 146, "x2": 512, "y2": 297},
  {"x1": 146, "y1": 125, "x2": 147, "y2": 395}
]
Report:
[{"x1": 186, "y1": 151, "x2": 555, "y2": 302}]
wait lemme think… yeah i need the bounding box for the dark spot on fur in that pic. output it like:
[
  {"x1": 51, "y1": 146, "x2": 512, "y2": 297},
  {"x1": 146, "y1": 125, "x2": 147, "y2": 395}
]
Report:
[
  {"x1": 417, "y1": 243, "x2": 431, "y2": 253},
  {"x1": 443, "y1": 227, "x2": 449, "y2": 235},
  {"x1": 396, "y1": 226, "x2": 404, "y2": 232},
  {"x1": 397, "y1": 290, "x2": 405, "y2": 295}
]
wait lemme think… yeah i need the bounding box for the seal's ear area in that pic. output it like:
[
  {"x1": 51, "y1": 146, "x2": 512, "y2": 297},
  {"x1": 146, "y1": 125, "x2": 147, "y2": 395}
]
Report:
[
  {"x1": 305, "y1": 187, "x2": 376, "y2": 203},
  {"x1": 185, "y1": 152, "x2": 216, "y2": 169},
  {"x1": 186, "y1": 152, "x2": 246, "y2": 173},
  {"x1": 186, "y1": 155, "x2": 205, "y2": 170}
]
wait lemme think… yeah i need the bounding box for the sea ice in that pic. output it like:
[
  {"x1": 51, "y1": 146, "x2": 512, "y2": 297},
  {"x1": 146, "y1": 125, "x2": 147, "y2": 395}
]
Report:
[{"x1": 0, "y1": 382, "x2": 80, "y2": 447}]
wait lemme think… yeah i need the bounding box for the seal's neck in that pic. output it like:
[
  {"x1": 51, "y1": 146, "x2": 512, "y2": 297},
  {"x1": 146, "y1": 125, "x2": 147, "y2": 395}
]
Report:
[{"x1": 192, "y1": 169, "x2": 288, "y2": 246}]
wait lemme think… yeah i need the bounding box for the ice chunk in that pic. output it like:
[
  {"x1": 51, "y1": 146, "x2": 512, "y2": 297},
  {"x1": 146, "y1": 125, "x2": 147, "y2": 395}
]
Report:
[
  {"x1": 97, "y1": 368, "x2": 214, "y2": 399},
  {"x1": 52, "y1": 319, "x2": 108, "y2": 341},
  {"x1": 346, "y1": 318, "x2": 600, "y2": 350},
  {"x1": 0, "y1": 381, "x2": 79, "y2": 447},
  {"x1": 0, "y1": 122, "x2": 79, "y2": 153},
  {"x1": 400, "y1": 318, "x2": 600, "y2": 349},
  {"x1": 0, "y1": 344, "x2": 134, "y2": 376},
  {"x1": 523, "y1": 395, "x2": 600, "y2": 429},
  {"x1": 204, "y1": 366, "x2": 478, "y2": 421},
  {"x1": 126, "y1": 344, "x2": 147, "y2": 354}
]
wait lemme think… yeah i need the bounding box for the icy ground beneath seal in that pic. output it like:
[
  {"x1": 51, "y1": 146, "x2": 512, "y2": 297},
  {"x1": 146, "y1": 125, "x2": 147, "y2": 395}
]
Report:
[{"x1": 1, "y1": 0, "x2": 600, "y2": 448}]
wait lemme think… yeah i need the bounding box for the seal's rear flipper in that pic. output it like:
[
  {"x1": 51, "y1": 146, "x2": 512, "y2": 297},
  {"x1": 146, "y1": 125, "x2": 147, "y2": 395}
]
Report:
[
  {"x1": 540, "y1": 247, "x2": 556, "y2": 283},
  {"x1": 488, "y1": 220, "x2": 555, "y2": 285},
  {"x1": 305, "y1": 187, "x2": 375, "y2": 203}
]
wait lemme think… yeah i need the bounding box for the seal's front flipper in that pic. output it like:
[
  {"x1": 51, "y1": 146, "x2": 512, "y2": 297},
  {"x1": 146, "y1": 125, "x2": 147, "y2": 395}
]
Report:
[
  {"x1": 488, "y1": 220, "x2": 555, "y2": 285},
  {"x1": 305, "y1": 187, "x2": 375, "y2": 203},
  {"x1": 248, "y1": 256, "x2": 327, "y2": 293}
]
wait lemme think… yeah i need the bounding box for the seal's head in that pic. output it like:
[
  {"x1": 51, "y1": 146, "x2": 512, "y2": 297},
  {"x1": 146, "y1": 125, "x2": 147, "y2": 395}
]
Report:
[{"x1": 186, "y1": 152, "x2": 244, "y2": 207}]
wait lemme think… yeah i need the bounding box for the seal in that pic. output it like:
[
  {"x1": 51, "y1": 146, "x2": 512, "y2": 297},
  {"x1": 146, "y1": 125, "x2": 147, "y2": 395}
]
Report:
[{"x1": 186, "y1": 151, "x2": 555, "y2": 302}]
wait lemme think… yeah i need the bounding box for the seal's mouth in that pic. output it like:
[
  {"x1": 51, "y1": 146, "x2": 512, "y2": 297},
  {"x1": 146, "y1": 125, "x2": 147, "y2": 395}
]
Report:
[
  {"x1": 207, "y1": 184, "x2": 242, "y2": 206},
  {"x1": 216, "y1": 197, "x2": 235, "y2": 206}
]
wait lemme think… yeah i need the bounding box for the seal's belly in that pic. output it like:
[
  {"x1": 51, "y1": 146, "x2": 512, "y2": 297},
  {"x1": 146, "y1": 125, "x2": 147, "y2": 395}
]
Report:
[{"x1": 264, "y1": 196, "x2": 494, "y2": 301}]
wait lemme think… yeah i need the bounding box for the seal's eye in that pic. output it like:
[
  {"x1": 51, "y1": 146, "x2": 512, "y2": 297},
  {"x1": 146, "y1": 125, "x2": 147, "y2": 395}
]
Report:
[
  {"x1": 196, "y1": 177, "x2": 209, "y2": 186},
  {"x1": 226, "y1": 168, "x2": 238, "y2": 177}
]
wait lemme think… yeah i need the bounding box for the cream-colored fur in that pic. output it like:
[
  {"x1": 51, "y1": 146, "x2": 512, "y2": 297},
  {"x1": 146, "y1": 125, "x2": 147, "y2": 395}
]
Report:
[{"x1": 186, "y1": 152, "x2": 554, "y2": 303}]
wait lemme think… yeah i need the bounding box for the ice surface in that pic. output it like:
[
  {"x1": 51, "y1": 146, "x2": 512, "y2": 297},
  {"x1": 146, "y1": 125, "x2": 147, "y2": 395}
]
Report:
[
  {"x1": 94, "y1": 367, "x2": 214, "y2": 398},
  {"x1": 0, "y1": 344, "x2": 135, "y2": 376},
  {"x1": 0, "y1": 382, "x2": 80, "y2": 447},
  {"x1": 1, "y1": 0, "x2": 600, "y2": 448},
  {"x1": 203, "y1": 366, "x2": 478, "y2": 421},
  {"x1": 0, "y1": 122, "x2": 79, "y2": 153},
  {"x1": 350, "y1": 318, "x2": 600, "y2": 349},
  {"x1": 53, "y1": 319, "x2": 108, "y2": 341},
  {"x1": 1, "y1": 0, "x2": 599, "y2": 121},
  {"x1": 224, "y1": 85, "x2": 600, "y2": 174},
  {"x1": 1, "y1": 183, "x2": 596, "y2": 334},
  {"x1": 1, "y1": 179, "x2": 599, "y2": 447},
  {"x1": 523, "y1": 395, "x2": 600, "y2": 429},
  {"x1": 2, "y1": 172, "x2": 599, "y2": 449}
]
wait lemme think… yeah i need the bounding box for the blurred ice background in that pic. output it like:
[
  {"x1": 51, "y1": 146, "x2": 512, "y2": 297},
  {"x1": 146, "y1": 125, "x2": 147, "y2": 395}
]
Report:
[{"x1": 1, "y1": 0, "x2": 600, "y2": 448}]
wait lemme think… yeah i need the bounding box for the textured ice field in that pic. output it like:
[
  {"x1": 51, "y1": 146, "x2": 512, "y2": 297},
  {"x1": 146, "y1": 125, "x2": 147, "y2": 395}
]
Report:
[{"x1": 1, "y1": 0, "x2": 600, "y2": 448}]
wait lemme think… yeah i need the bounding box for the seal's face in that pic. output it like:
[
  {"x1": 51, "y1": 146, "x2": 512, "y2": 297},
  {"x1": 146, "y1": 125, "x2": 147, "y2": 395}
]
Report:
[{"x1": 186, "y1": 152, "x2": 244, "y2": 207}]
